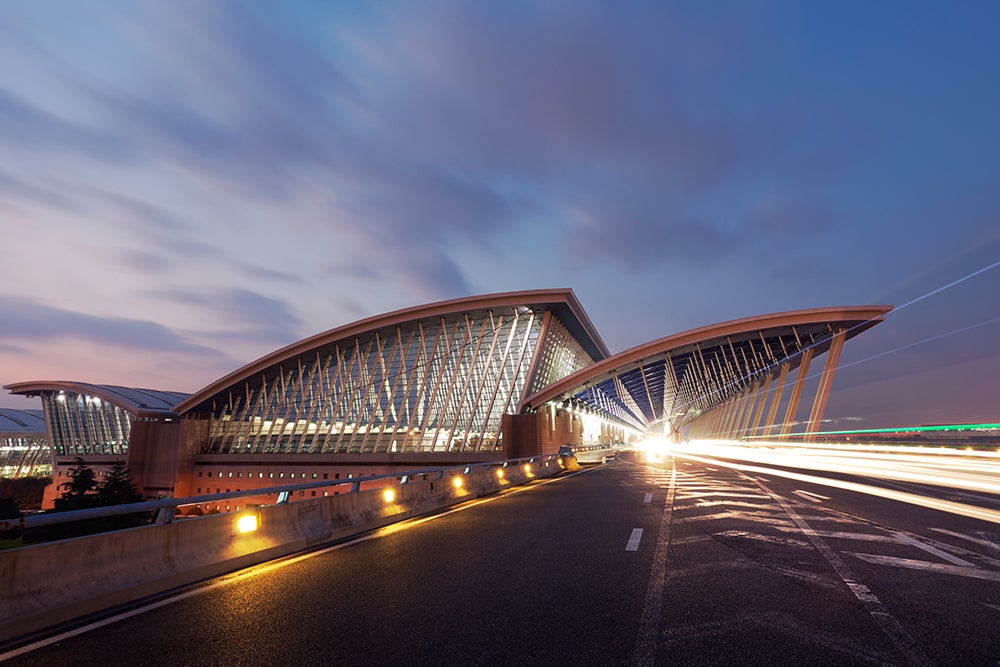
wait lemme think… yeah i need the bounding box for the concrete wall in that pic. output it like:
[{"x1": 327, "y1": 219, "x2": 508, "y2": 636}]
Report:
[
  {"x1": 0, "y1": 459, "x2": 560, "y2": 645},
  {"x1": 504, "y1": 407, "x2": 584, "y2": 458}
]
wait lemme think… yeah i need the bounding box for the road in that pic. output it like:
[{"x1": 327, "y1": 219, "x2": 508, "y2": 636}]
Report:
[{"x1": 5, "y1": 450, "x2": 1000, "y2": 666}]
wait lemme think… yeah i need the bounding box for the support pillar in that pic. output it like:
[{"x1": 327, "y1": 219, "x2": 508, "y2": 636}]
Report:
[
  {"x1": 805, "y1": 330, "x2": 846, "y2": 440},
  {"x1": 762, "y1": 363, "x2": 791, "y2": 437},
  {"x1": 779, "y1": 349, "x2": 814, "y2": 437},
  {"x1": 748, "y1": 373, "x2": 773, "y2": 438}
]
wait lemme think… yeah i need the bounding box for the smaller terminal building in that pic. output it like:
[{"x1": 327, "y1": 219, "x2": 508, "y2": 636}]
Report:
[{"x1": 5, "y1": 289, "x2": 890, "y2": 510}]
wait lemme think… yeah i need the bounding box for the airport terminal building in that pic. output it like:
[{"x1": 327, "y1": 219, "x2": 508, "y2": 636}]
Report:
[{"x1": 4, "y1": 289, "x2": 890, "y2": 509}]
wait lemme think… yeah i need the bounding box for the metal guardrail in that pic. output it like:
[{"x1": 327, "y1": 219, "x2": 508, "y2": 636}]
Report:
[{"x1": 0, "y1": 453, "x2": 568, "y2": 532}]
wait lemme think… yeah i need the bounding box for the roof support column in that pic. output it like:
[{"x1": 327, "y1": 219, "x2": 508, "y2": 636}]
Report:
[
  {"x1": 722, "y1": 388, "x2": 748, "y2": 438},
  {"x1": 736, "y1": 386, "x2": 756, "y2": 438},
  {"x1": 747, "y1": 372, "x2": 773, "y2": 438},
  {"x1": 779, "y1": 349, "x2": 814, "y2": 437},
  {"x1": 762, "y1": 363, "x2": 791, "y2": 437},
  {"x1": 805, "y1": 329, "x2": 846, "y2": 440},
  {"x1": 737, "y1": 380, "x2": 764, "y2": 438},
  {"x1": 713, "y1": 396, "x2": 734, "y2": 438}
]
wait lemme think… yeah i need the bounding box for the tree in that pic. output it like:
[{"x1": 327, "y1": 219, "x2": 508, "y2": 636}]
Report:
[
  {"x1": 96, "y1": 461, "x2": 144, "y2": 506},
  {"x1": 53, "y1": 457, "x2": 99, "y2": 512}
]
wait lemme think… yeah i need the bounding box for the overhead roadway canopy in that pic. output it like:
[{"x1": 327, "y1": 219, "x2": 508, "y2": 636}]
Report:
[{"x1": 519, "y1": 305, "x2": 892, "y2": 434}]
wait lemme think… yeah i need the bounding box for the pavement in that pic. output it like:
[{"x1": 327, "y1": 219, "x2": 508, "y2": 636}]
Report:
[{"x1": 5, "y1": 450, "x2": 1000, "y2": 666}]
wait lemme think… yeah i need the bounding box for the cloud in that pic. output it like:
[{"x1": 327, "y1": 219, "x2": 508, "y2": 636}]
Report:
[
  {"x1": 140, "y1": 287, "x2": 303, "y2": 345},
  {"x1": 0, "y1": 295, "x2": 220, "y2": 356}
]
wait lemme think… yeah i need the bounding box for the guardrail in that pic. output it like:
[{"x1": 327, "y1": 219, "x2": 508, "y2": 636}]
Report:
[{"x1": 1, "y1": 453, "x2": 565, "y2": 533}]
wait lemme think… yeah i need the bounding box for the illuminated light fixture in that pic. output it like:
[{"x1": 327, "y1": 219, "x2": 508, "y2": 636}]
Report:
[
  {"x1": 383, "y1": 488, "x2": 396, "y2": 503},
  {"x1": 236, "y1": 514, "x2": 258, "y2": 533},
  {"x1": 523, "y1": 463, "x2": 531, "y2": 473},
  {"x1": 496, "y1": 468, "x2": 505, "y2": 479},
  {"x1": 452, "y1": 476, "x2": 464, "y2": 489}
]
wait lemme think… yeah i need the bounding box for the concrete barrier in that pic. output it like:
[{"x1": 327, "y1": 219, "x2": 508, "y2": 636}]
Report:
[{"x1": 0, "y1": 461, "x2": 559, "y2": 645}]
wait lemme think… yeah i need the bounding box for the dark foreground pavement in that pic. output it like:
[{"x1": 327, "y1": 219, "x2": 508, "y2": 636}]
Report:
[{"x1": 5, "y1": 452, "x2": 1000, "y2": 666}]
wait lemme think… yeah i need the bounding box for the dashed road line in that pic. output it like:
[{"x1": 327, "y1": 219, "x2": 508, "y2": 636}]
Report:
[
  {"x1": 643, "y1": 492, "x2": 653, "y2": 504},
  {"x1": 630, "y1": 458, "x2": 677, "y2": 667},
  {"x1": 626, "y1": 528, "x2": 644, "y2": 551}
]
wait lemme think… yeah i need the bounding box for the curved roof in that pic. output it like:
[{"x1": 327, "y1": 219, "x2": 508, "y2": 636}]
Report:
[
  {"x1": 3, "y1": 382, "x2": 189, "y2": 418},
  {"x1": 176, "y1": 288, "x2": 608, "y2": 415},
  {"x1": 519, "y1": 305, "x2": 892, "y2": 431},
  {"x1": 0, "y1": 408, "x2": 47, "y2": 434}
]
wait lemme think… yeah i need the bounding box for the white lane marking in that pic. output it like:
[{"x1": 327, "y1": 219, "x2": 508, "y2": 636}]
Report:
[
  {"x1": 677, "y1": 491, "x2": 770, "y2": 499},
  {"x1": 848, "y1": 553, "x2": 1000, "y2": 582},
  {"x1": 930, "y1": 527, "x2": 1000, "y2": 552},
  {"x1": 631, "y1": 459, "x2": 677, "y2": 666},
  {"x1": 626, "y1": 528, "x2": 644, "y2": 551},
  {"x1": 982, "y1": 602, "x2": 1000, "y2": 613},
  {"x1": 676, "y1": 511, "x2": 795, "y2": 527},
  {"x1": 676, "y1": 500, "x2": 774, "y2": 510},
  {"x1": 773, "y1": 527, "x2": 896, "y2": 542},
  {"x1": 793, "y1": 489, "x2": 830, "y2": 502},
  {"x1": 643, "y1": 492, "x2": 653, "y2": 504},
  {"x1": 748, "y1": 476, "x2": 933, "y2": 667},
  {"x1": 893, "y1": 533, "x2": 979, "y2": 568},
  {"x1": 712, "y1": 530, "x2": 811, "y2": 548},
  {"x1": 0, "y1": 468, "x2": 594, "y2": 662}
]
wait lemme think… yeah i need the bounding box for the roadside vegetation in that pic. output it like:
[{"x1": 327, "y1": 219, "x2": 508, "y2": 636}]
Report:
[{"x1": 2, "y1": 458, "x2": 151, "y2": 547}]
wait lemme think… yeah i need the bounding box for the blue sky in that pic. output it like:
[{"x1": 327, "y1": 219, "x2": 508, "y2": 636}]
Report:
[{"x1": 2, "y1": 1, "x2": 999, "y2": 429}]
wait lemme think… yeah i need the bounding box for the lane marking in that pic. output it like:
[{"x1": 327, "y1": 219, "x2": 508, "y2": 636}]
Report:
[
  {"x1": 626, "y1": 528, "x2": 644, "y2": 551},
  {"x1": 929, "y1": 527, "x2": 1000, "y2": 553},
  {"x1": 848, "y1": 553, "x2": 1000, "y2": 582},
  {"x1": 793, "y1": 489, "x2": 830, "y2": 502},
  {"x1": 631, "y1": 458, "x2": 677, "y2": 667},
  {"x1": 676, "y1": 491, "x2": 769, "y2": 500},
  {"x1": 747, "y1": 475, "x2": 933, "y2": 667},
  {"x1": 0, "y1": 468, "x2": 594, "y2": 661},
  {"x1": 892, "y1": 533, "x2": 979, "y2": 568},
  {"x1": 982, "y1": 602, "x2": 1000, "y2": 613},
  {"x1": 773, "y1": 527, "x2": 895, "y2": 542},
  {"x1": 643, "y1": 492, "x2": 653, "y2": 504}
]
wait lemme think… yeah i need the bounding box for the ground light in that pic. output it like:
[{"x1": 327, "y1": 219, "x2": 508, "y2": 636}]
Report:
[
  {"x1": 236, "y1": 513, "x2": 258, "y2": 534},
  {"x1": 452, "y1": 476, "x2": 464, "y2": 489},
  {"x1": 383, "y1": 488, "x2": 396, "y2": 503},
  {"x1": 496, "y1": 468, "x2": 505, "y2": 479}
]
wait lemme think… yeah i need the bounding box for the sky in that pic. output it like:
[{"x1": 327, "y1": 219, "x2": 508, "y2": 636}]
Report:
[{"x1": 1, "y1": 1, "x2": 999, "y2": 430}]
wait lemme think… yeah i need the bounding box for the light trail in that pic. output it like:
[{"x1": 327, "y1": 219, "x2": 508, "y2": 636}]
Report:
[{"x1": 639, "y1": 440, "x2": 1000, "y2": 525}]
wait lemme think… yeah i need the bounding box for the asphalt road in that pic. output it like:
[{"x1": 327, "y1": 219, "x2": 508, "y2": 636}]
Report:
[{"x1": 5, "y1": 452, "x2": 1000, "y2": 666}]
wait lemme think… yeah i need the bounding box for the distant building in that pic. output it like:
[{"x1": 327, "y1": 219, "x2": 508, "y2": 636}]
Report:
[
  {"x1": 5, "y1": 289, "x2": 891, "y2": 510},
  {"x1": 0, "y1": 409, "x2": 50, "y2": 478}
]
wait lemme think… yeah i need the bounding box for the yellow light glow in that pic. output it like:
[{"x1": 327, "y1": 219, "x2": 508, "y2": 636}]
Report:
[
  {"x1": 496, "y1": 469, "x2": 505, "y2": 479},
  {"x1": 453, "y1": 476, "x2": 464, "y2": 489},
  {"x1": 383, "y1": 488, "x2": 396, "y2": 503},
  {"x1": 236, "y1": 514, "x2": 258, "y2": 533},
  {"x1": 523, "y1": 463, "x2": 531, "y2": 473}
]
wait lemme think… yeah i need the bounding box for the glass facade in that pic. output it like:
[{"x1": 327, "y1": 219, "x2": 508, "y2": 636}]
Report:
[
  {"x1": 204, "y1": 306, "x2": 596, "y2": 455},
  {"x1": 0, "y1": 435, "x2": 51, "y2": 477},
  {"x1": 41, "y1": 391, "x2": 133, "y2": 457}
]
